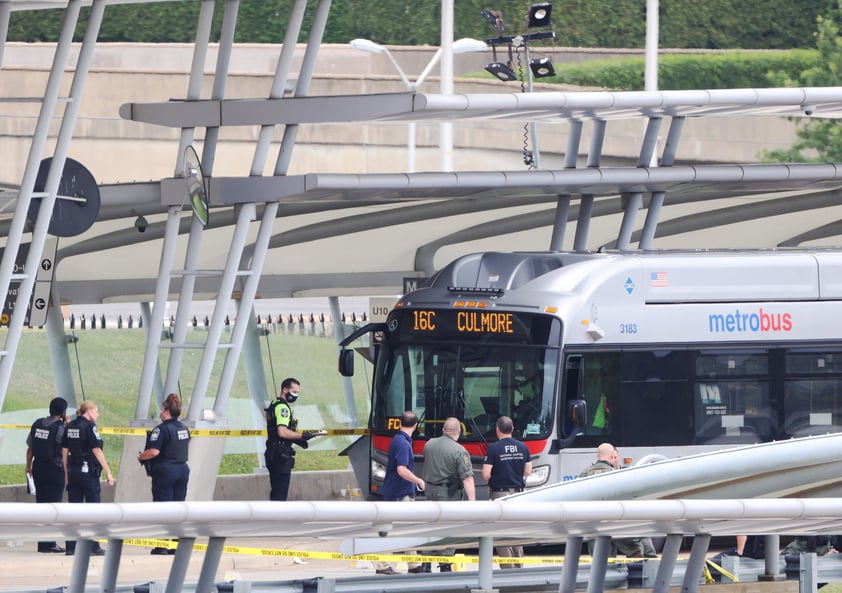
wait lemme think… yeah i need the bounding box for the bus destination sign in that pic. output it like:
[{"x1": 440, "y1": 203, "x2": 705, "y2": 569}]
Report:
[
  {"x1": 391, "y1": 308, "x2": 560, "y2": 345},
  {"x1": 413, "y1": 309, "x2": 514, "y2": 334}
]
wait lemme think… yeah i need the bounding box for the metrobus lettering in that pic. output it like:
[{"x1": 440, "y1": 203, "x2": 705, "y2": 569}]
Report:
[
  {"x1": 456, "y1": 311, "x2": 514, "y2": 333},
  {"x1": 708, "y1": 308, "x2": 792, "y2": 333}
]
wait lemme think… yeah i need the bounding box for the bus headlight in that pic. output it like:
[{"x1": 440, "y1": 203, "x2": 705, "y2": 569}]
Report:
[
  {"x1": 371, "y1": 459, "x2": 387, "y2": 481},
  {"x1": 524, "y1": 465, "x2": 549, "y2": 488}
]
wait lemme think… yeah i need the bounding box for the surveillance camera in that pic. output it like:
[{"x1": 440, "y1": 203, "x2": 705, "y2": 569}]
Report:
[
  {"x1": 803, "y1": 104, "x2": 816, "y2": 116},
  {"x1": 134, "y1": 215, "x2": 148, "y2": 233},
  {"x1": 373, "y1": 522, "x2": 392, "y2": 537}
]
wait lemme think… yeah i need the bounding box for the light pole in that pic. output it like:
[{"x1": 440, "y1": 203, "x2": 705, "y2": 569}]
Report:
[{"x1": 350, "y1": 38, "x2": 486, "y2": 173}]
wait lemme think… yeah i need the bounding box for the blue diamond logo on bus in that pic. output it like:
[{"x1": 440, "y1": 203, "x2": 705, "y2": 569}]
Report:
[{"x1": 624, "y1": 277, "x2": 635, "y2": 294}]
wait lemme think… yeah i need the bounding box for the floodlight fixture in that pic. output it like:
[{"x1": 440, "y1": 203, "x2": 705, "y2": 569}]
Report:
[
  {"x1": 481, "y1": 9, "x2": 504, "y2": 34},
  {"x1": 527, "y1": 2, "x2": 552, "y2": 28},
  {"x1": 485, "y1": 61, "x2": 518, "y2": 82},
  {"x1": 529, "y1": 57, "x2": 555, "y2": 78}
]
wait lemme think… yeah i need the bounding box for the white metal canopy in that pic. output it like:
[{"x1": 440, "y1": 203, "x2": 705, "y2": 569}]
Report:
[{"x1": 2, "y1": 498, "x2": 842, "y2": 542}]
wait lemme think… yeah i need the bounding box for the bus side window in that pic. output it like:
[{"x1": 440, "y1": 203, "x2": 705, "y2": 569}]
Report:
[{"x1": 560, "y1": 354, "x2": 587, "y2": 442}]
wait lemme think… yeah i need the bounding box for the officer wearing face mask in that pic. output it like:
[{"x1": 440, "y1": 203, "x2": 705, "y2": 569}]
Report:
[{"x1": 265, "y1": 378, "x2": 317, "y2": 501}]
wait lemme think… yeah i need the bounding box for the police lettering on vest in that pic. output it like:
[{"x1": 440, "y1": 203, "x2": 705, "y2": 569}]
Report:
[
  {"x1": 147, "y1": 419, "x2": 190, "y2": 463},
  {"x1": 29, "y1": 417, "x2": 64, "y2": 468}
]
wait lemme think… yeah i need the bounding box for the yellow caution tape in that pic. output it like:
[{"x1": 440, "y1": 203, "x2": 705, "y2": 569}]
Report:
[
  {"x1": 113, "y1": 537, "x2": 663, "y2": 566},
  {"x1": 705, "y1": 558, "x2": 739, "y2": 582},
  {"x1": 0, "y1": 424, "x2": 368, "y2": 437}
]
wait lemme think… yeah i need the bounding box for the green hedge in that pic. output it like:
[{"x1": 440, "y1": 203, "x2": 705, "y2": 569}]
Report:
[
  {"x1": 541, "y1": 50, "x2": 819, "y2": 91},
  {"x1": 5, "y1": 0, "x2": 830, "y2": 49}
]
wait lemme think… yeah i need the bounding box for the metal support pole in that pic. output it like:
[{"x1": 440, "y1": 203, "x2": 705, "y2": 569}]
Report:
[
  {"x1": 645, "y1": 0, "x2": 659, "y2": 92},
  {"x1": 45, "y1": 283, "x2": 77, "y2": 407},
  {"x1": 240, "y1": 306, "x2": 270, "y2": 410},
  {"x1": 439, "y1": 0, "x2": 454, "y2": 172},
  {"x1": 276, "y1": 0, "x2": 332, "y2": 174},
  {"x1": 136, "y1": 210, "x2": 181, "y2": 419},
  {"x1": 0, "y1": 0, "x2": 85, "y2": 407},
  {"x1": 477, "y1": 536, "x2": 494, "y2": 591},
  {"x1": 587, "y1": 536, "x2": 611, "y2": 593},
  {"x1": 573, "y1": 196, "x2": 594, "y2": 252},
  {"x1": 175, "y1": 0, "x2": 214, "y2": 165},
  {"x1": 681, "y1": 534, "x2": 711, "y2": 593},
  {"x1": 800, "y1": 552, "x2": 818, "y2": 593},
  {"x1": 99, "y1": 539, "x2": 123, "y2": 593},
  {"x1": 165, "y1": 538, "x2": 196, "y2": 593},
  {"x1": 251, "y1": 0, "x2": 307, "y2": 174},
  {"x1": 761, "y1": 534, "x2": 782, "y2": 581},
  {"x1": 330, "y1": 296, "x2": 358, "y2": 427},
  {"x1": 68, "y1": 539, "x2": 94, "y2": 593},
  {"x1": 164, "y1": 213, "x2": 205, "y2": 396},
  {"x1": 523, "y1": 41, "x2": 540, "y2": 169},
  {"x1": 200, "y1": 0, "x2": 239, "y2": 174},
  {"x1": 189, "y1": 203, "x2": 255, "y2": 421},
  {"x1": 213, "y1": 202, "x2": 278, "y2": 417},
  {"x1": 559, "y1": 536, "x2": 582, "y2": 593},
  {"x1": 640, "y1": 116, "x2": 684, "y2": 249},
  {"x1": 0, "y1": 0, "x2": 11, "y2": 68},
  {"x1": 617, "y1": 192, "x2": 643, "y2": 250},
  {"x1": 195, "y1": 537, "x2": 226, "y2": 593},
  {"x1": 652, "y1": 534, "x2": 683, "y2": 593},
  {"x1": 572, "y1": 119, "x2": 605, "y2": 251},
  {"x1": 549, "y1": 195, "x2": 570, "y2": 252}
]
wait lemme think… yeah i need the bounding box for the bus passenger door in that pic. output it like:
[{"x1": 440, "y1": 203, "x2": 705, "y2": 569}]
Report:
[{"x1": 557, "y1": 354, "x2": 587, "y2": 449}]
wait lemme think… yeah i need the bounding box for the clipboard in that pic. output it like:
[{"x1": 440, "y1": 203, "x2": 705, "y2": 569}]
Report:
[{"x1": 26, "y1": 472, "x2": 36, "y2": 495}]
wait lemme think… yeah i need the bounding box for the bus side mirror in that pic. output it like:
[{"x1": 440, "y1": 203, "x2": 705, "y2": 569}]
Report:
[
  {"x1": 567, "y1": 399, "x2": 586, "y2": 432},
  {"x1": 338, "y1": 349, "x2": 355, "y2": 377}
]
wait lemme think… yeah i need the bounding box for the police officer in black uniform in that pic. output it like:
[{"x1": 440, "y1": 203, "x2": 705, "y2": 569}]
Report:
[
  {"x1": 138, "y1": 392, "x2": 191, "y2": 554},
  {"x1": 25, "y1": 396, "x2": 68, "y2": 553},
  {"x1": 62, "y1": 400, "x2": 115, "y2": 556},
  {"x1": 265, "y1": 378, "x2": 318, "y2": 501}
]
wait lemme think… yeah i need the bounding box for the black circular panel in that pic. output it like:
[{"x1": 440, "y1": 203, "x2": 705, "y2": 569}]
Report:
[{"x1": 28, "y1": 157, "x2": 101, "y2": 237}]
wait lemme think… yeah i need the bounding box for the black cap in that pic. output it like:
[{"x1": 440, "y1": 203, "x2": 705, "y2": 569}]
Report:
[{"x1": 49, "y1": 397, "x2": 68, "y2": 416}]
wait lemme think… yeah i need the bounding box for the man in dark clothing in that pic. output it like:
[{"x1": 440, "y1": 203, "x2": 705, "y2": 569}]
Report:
[
  {"x1": 482, "y1": 415, "x2": 532, "y2": 568},
  {"x1": 25, "y1": 397, "x2": 68, "y2": 553},
  {"x1": 138, "y1": 392, "x2": 191, "y2": 555},
  {"x1": 264, "y1": 378, "x2": 318, "y2": 501},
  {"x1": 376, "y1": 410, "x2": 425, "y2": 575}
]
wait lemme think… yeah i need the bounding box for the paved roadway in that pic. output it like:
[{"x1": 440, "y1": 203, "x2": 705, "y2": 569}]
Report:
[{"x1": 0, "y1": 537, "x2": 381, "y2": 592}]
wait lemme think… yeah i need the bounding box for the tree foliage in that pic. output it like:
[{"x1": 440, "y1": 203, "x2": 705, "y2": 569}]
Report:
[
  {"x1": 762, "y1": 5, "x2": 842, "y2": 163},
  {"x1": 5, "y1": 0, "x2": 831, "y2": 48}
]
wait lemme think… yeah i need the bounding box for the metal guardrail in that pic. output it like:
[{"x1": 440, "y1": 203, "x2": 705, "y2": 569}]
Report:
[{"x1": 23, "y1": 554, "x2": 842, "y2": 593}]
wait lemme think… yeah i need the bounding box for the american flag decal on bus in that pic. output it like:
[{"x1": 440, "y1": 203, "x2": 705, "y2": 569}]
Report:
[{"x1": 650, "y1": 272, "x2": 668, "y2": 287}]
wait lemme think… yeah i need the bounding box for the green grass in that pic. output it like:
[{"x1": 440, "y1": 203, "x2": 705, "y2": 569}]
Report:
[{"x1": 2, "y1": 326, "x2": 370, "y2": 485}]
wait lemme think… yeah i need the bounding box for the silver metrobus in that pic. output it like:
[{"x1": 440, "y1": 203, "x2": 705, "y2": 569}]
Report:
[{"x1": 340, "y1": 250, "x2": 842, "y2": 498}]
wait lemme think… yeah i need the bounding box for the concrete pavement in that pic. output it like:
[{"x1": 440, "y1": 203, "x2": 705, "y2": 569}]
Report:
[{"x1": 0, "y1": 537, "x2": 371, "y2": 592}]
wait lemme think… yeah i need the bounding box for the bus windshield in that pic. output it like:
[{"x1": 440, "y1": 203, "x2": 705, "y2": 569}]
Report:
[{"x1": 373, "y1": 310, "x2": 561, "y2": 442}]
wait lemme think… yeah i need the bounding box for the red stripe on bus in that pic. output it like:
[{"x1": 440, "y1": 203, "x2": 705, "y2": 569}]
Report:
[{"x1": 372, "y1": 434, "x2": 548, "y2": 457}]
